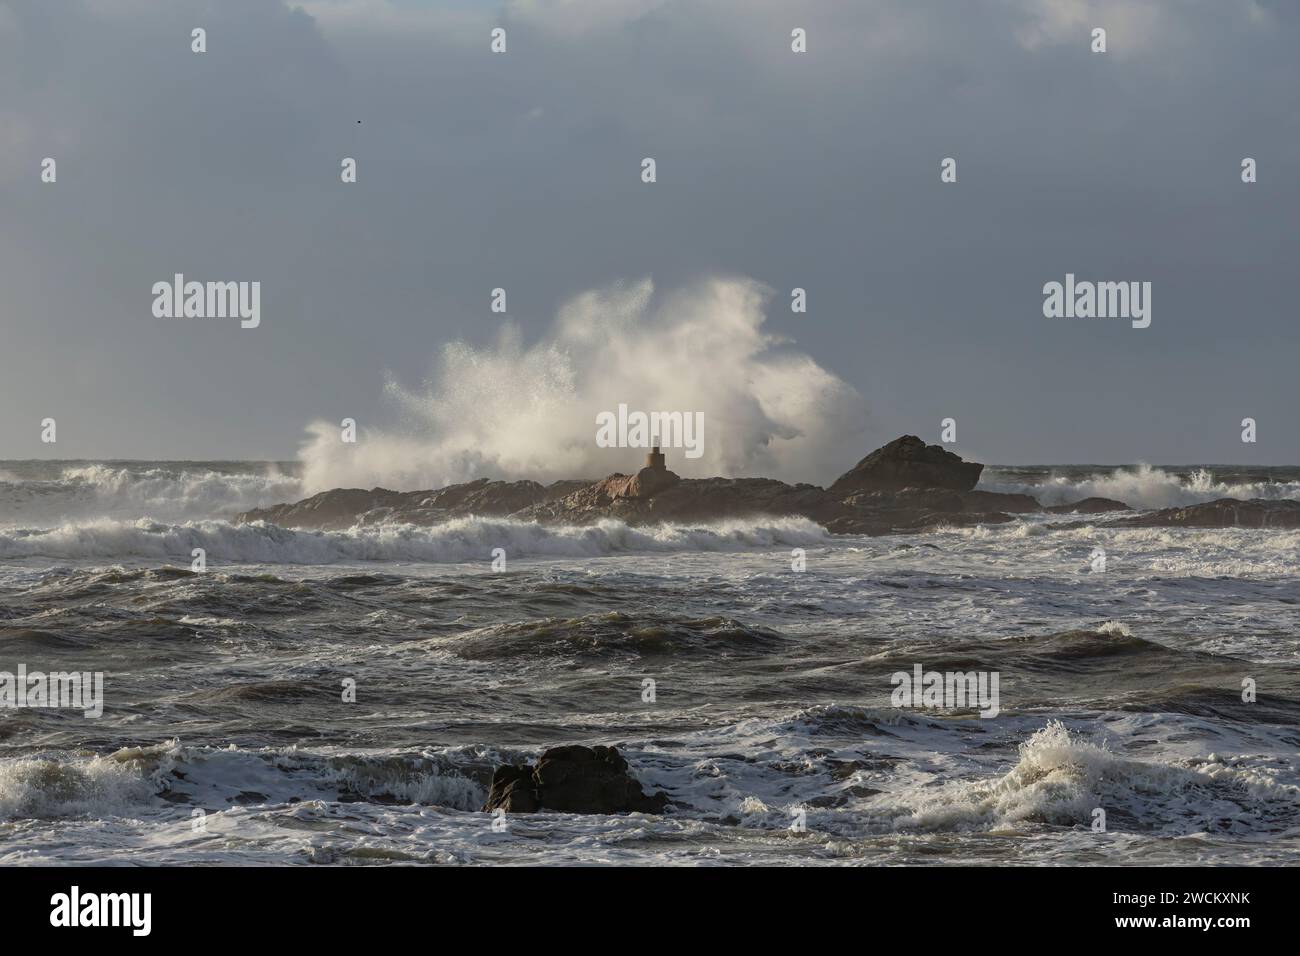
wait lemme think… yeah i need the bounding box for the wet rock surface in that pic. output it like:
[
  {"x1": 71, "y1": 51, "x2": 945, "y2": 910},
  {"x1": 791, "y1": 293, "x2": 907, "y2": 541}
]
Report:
[
  {"x1": 1113, "y1": 498, "x2": 1300, "y2": 529},
  {"x1": 828, "y1": 435, "x2": 984, "y2": 495},
  {"x1": 482, "y1": 745, "x2": 669, "y2": 815}
]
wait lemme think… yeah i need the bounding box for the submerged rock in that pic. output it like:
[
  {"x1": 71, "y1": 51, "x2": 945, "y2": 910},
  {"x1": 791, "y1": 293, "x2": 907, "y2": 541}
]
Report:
[
  {"x1": 483, "y1": 745, "x2": 669, "y2": 815},
  {"x1": 828, "y1": 436, "x2": 984, "y2": 495}
]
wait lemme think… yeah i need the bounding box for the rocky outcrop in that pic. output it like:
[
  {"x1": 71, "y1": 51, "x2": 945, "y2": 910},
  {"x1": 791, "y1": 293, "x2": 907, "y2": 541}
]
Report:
[
  {"x1": 840, "y1": 488, "x2": 963, "y2": 513},
  {"x1": 233, "y1": 438, "x2": 1019, "y2": 535},
  {"x1": 235, "y1": 478, "x2": 586, "y2": 530},
  {"x1": 1113, "y1": 498, "x2": 1300, "y2": 529},
  {"x1": 1045, "y1": 497, "x2": 1130, "y2": 514},
  {"x1": 829, "y1": 436, "x2": 984, "y2": 495},
  {"x1": 482, "y1": 745, "x2": 669, "y2": 815},
  {"x1": 592, "y1": 466, "x2": 681, "y2": 502},
  {"x1": 514, "y1": 475, "x2": 849, "y2": 526},
  {"x1": 234, "y1": 487, "x2": 410, "y2": 530},
  {"x1": 242, "y1": 437, "x2": 1300, "y2": 538}
]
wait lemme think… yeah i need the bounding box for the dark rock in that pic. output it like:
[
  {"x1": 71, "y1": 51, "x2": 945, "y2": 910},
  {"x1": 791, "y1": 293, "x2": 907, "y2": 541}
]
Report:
[
  {"x1": 514, "y1": 475, "x2": 850, "y2": 527},
  {"x1": 894, "y1": 488, "x2": 966, "y2": 512},
  {"x1": 482, "y1": 764, "x2": 540, "y2": 813},
  {"x1": 417, "y1": 478, "x2": 550, "y2": 513},
  {"x1": 237, "y1": 436, "x2": 1022, "y2": 539},
  {"x1": 899, "y1": 510, "x2": 1017, "y2": 531},
  {"x1": 235, "y1": 478, "x2": 586, "y2": 530},
  {"x1": 961, "y1": 490, "x2": 1042, "y2": 513},
  {"x1": 645, "y1": 478, "x2": 846, "y2": 524},
  {"x1": 824, "y1": 507, "x2": 1014, "y2": 535},
  {"x1": 829, "y1": 436, "x2": 984, "y2": 495},
  {"x1": 482, "y1": 745, "x2": 668, "y2": 815},
  {"x1": 533, "y1": 745, "x2": 668, "y2": 814},
  {"x1": 1045, "y1": 496, "x2": 1130, "y2": 514},
  {"x1": 544, "y1": 479, "x2": 599, "y2": 499},
  {"x1": 841, "y1": 487, "x2": 1040, "y2": 515},
  {"x1": 236, "y1": 487, "x2": 408, "y2": 530},
  {"x1": 1113, "y1": 498, "x2": 1300, "y2": 529}
]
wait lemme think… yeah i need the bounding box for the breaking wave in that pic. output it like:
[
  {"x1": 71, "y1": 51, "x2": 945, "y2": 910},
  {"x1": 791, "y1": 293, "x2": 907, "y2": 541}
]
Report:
[
  {"x1": 0, "y1": 464, "x2": 302, "y2": 528},
  {"x1": 981, "y1": 464, "x2": 1300, "y2": 510},
  {"x1": 0, "y1": 515, "x2": 831, "y2": 565},
  {"x1": 890, "y1": 720, "x2": 1300, "y2": 835},
  {"x1": 0, "y1": 742, "x2": 487, "y2": 821},
  {"x1": 296, "y1": 276, "x2": 872, "y2": 493}
]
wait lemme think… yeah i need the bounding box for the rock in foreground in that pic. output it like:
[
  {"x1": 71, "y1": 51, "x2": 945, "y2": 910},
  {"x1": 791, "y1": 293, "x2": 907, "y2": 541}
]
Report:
[{"x1": 483, "y1": 745, "x2": 669, "y2": 815}]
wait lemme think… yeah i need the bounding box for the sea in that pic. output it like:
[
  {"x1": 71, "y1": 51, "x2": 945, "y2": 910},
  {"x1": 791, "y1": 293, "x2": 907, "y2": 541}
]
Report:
[{"x1": 1, "y1": 459, "x2": 1297, "y2": 865}]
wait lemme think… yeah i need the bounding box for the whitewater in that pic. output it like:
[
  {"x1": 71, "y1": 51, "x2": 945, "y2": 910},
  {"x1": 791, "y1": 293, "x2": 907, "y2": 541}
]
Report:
[{"x1": 1, "y1": 459, "x2": 1297, "y2": 865}]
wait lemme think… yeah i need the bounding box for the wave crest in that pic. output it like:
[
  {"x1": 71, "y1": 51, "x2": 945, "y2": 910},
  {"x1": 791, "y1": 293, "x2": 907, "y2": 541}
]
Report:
[
  {"x1": 0, "y1": 464, "x2": 301, "y2": 527},
  {"x1": 0, "y1": 515, "x2": 831, "y2": 565},
  {"x1": 892, "y1": 720, "x2": 1298, "y2": 834},
  {"x1": 982, "y1": 464, "x2": 1300, "y2": 510}
]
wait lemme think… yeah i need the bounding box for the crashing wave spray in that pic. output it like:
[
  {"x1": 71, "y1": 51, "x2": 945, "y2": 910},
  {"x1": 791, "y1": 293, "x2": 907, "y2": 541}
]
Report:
[{"x1": 298, "y1": 277, "x2": 870, "y2": 493}]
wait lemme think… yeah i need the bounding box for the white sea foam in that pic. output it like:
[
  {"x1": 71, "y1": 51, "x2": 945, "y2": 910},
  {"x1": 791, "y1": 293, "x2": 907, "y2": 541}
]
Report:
[
  {"x1": 887, "y1": 720, "x2": 1299, "y2": 834},
  {"x1": 0, "y1": 515, "x2": 831, "y2": 565},
  {"x1": 0, "y1": 751, "x2": 156, "y2": 820},
  {"x1": 0, "y1": 741, "x2": 485, "y2": 821},
  {"x1": 981, "y1": 464, "x2": 1300, "y2": 510},
  {"x1": 3, "y1": 712, "x2": 1298, "y2": 864},
  {"x1": 0, "y1": 464, "x2": 302, "y2": 528}
]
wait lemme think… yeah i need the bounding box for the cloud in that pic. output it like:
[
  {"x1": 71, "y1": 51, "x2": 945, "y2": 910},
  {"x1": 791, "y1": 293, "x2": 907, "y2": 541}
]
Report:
[
  {"x1": 2, "y1": 0, "x2": 1297, "y2": 464},
  {"x1": 1008, "y1": 0, "x2": 1269, "y2": 56}
]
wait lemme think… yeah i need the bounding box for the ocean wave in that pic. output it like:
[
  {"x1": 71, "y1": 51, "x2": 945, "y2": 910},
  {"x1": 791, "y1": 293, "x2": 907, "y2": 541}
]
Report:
[
  {"x1": 0, "y1": 515, "x2": 831, "y2": 564},
  {"x1": 296, "y1": 277, "x2": 869, "y2": 493},
  {"x1": 0, "y1": 752, "x2": 156, "y2": 821},
  {"x1": 0, "y1": 742, "x2": 489, "y2": 821},
  {"x1": 981, "y1": 464, "x2": 1300, "y2": 510},
  {"x1": 0, "y1": 464, "x2": 302, "y2": 527},
  {"x1": 453, "y1": 612, "x2": 787, "y2": 661},
  {"x1": 888, "y1": 720, "x2": 1300, "y2": 835}
]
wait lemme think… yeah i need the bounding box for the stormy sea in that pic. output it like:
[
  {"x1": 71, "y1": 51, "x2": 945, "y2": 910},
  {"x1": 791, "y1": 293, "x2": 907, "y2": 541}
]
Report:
[{"x1": 1, "y1": 458, "x2": 1298, "y2": 866}]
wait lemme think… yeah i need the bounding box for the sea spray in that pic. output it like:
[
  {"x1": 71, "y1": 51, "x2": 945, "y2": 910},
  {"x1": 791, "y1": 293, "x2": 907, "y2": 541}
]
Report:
[{"x1": 296, "y1": 277, "x2": 870, "y2": 493}]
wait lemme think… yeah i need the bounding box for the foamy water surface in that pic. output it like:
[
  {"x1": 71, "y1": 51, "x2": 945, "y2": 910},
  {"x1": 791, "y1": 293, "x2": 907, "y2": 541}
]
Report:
[{"x1": 1, "y1": 461, "x2": 1297, "y2": 865}]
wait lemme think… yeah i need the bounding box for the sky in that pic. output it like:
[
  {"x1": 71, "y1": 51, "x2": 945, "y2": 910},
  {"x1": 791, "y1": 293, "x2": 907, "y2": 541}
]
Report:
[{"x1": 1, "y1": 0, "x2": 1297, "y2": 479}]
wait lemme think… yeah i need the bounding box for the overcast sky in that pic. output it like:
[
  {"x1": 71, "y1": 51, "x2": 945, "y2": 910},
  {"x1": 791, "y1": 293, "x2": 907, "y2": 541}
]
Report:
[{"x1": 1, "y1": 0, "x2": 1297, "y2": 472}]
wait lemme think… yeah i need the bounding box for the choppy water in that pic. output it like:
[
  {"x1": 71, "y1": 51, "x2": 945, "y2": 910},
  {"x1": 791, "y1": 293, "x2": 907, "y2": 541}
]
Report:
[{"x1": 1, "y1": 461, "x2": 1297, "y2": 865}]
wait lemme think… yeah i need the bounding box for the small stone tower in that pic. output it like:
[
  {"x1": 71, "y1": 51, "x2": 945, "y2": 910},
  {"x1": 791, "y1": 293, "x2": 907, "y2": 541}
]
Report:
[{"x1": 645, "y1": 445, "x2": 666, "y2": 471}]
